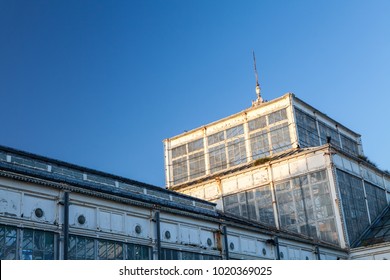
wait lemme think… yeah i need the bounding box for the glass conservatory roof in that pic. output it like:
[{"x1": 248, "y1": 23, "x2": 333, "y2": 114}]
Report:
[{"x1": 356, "y1": 206, "x2": 390, "y2": 247}]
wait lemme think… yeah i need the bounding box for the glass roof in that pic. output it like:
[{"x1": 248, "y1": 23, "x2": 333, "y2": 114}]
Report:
[{"x1": 356, "y1": 206, "x2": 390, "y2": 247}]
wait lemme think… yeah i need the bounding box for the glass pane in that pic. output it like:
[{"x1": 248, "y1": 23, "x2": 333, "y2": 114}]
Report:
[
  {"x1": 340, "y1": 135, "x2": 358, "y2": 155},
  {"x1": 255, "y1": 186, "x2": 275, "y2": 226},
  {"x1": 85, "y1": 239, "x2": 95, "y2": 260},
  {"x1": 295, "y1": 108, "x2": 320, "y2": 148},
  {"x1": 76, "y1": 237, "x2": 86, "y2": 259},
  {"x1": 33, "y1": 231, "x2": 44, "y2": 251},
  {"x1": 208, "y1": 131, "x2": 225, "y2": 145},
  {"x1": 68, "y1": 236, "x2": 77, "y2": 259},
  {"x1": 22, "y1": 230, "x2": 33, "y2": 249},
  {"x1": 270, "y1": 124, "x2": 291, "y2": 153},
  {"x1": 318, "y1": 121, "x2": 340, "y2": 147},
  {"x1": 337, "y1": 169, "x2": 369, "y2": 244},
  {"x1": 161, "y1": 248, "x2": 179, "y2": 260},
  {"x1": 45, "y1": 232, "x2": 54, "y2": 250},
  {"x1": 131, "y1": 244, "x2": 150, "y2": 260},
  {"x1": 248, "y1": 116, "x2": 267, "y2": 131},
  {"x1": 276, "y1": 170, "x2": 338, "y2": 244},
  {"x1": 22, "y1": 249, "x2": 33, "y2": 260},
  {"x1": 250, "y1": 130, "x2": 270, "y2": 159},
  {"x1": 189, "y1": 152, "x2": 205, "y2": 179},
  {"x1": 227, "y1": 137, "x2": 247, "y2": 166},
  {"x1": 2, "y1": 250, "x2": 16, "y2": 260},
  {"x1": 268, "y1": 108, "x2": 287, "y2": 125},
  {"x1": 172, "y1": 144, "x2": 187, "y2": 158},
  {"x1": 188, "y1": 139, "x2": 204, "y2": 153},
  {"x1": 98, "y1": 241, "x2": 107, "y2": 259},
  {"x1": 172, "y1": 157, "x2": 188, "y2": 184},
  {"x1": 209, "y1": 144, "x2": 227, "y2": 173},
  {"x1": 107, "y1": 242, "x2": 115, "y2": 260},
  {"x1": 226, "y1": 125, "x2": 244, "y2": 139},
  {"x1": 2, "y1": 226, "x2": 17, "y2": 260},
  {"x1": 115, "y1": 243, "x2": 123, "y2": 260}
]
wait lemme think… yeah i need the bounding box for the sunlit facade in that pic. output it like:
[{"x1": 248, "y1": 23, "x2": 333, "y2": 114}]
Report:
[
  {"x1": 164, "y1": 93, "x2": 390, "y2": 257},
  {"x1": 0, "y1": 145, "x2": 347, "y2": 260}
]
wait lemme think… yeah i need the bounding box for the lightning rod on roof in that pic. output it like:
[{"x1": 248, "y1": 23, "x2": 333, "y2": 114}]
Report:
[{"x1": 252, "y1": 51, "x2": 263, "y2": 107}]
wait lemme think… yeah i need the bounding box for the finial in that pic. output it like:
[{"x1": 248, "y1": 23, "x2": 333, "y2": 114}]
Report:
[{"x1": 252, "y1": 51, "x2": 263, "y2": 106}]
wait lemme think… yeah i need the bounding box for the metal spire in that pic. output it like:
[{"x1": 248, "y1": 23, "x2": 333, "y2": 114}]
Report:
[{"x1": 252, "y1": 51, "x2": 263, "y2": 106}]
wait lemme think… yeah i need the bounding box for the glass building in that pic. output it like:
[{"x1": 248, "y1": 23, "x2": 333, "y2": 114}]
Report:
[
  {"x1": 0, "y1": 93, "x2": 389, "y2": 260},
  {"x1": 164, "y1": 93, "x2": 390, "y2": 250}
]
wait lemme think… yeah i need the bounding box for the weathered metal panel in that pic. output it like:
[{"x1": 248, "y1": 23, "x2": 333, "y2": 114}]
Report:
[
  {"x1": 287, "y1": 246, "x2": 301, "y2": 260},
  {"x1": 0, "y1": 188, "x2": 21, "y2": 217},
  {"x1": 126, "y1": 215, "x2": 151, "y2": 238},
  {"x1": 227, "y1": 235, "x2": 240, "y2": 254},
  {"x1": 241, "y1": 237, "x2": 257, "y2": 254},
  {"x1": 200, "y1": 229, "x2": 215, "y2": 248},
  {"x1": 289, "y1": 158, "x2": 307, "y2": 175},
  {"x1": 307, "y1": 153, "x2": 326, "y2": 170},
  {"x1": 301, "y1": 249, "x2": 313, "y2": 260},
  {"x1": 223, "y1": 177, "x2": 237, "y2": 194},
  {"x1": 160, "y1": 221, "x2": 178, "y2": 243},
  {"x1": 257, "y1": 240, "x2": 274, "y2": 259},
  {"x1": 278, "y1": 245, "x2": 288, "y2": 260},
  {"x1": 99, "y1": 210, "x2": 111, "y2": 230},
  {"x1": 272, "y1": 163, "x2": 289, "y2": 180},
  {"x1": 189, "y1": 185, "x2": 206, "y2": 200},
  {"x1": 69, "y1": 204, "x2": 97, "y2": 229},
  {"x1": 321, "y1": 253, "x2": 338, "y2": 260},
  {"x1": 23, "y1": 194, "x2": 56, "y2": 223},
  {"x1": 373, "y1": 252, "x2": 390, "y2": 260},
  {"x1": 252, "y1": 168, "x2": 269, "y2": 185},
  {"x1": 180, "y1": 225, "x2": 200, "y2": 245},
  {"x1": 204, "y1": 185, "x2": 219, "y2": 199},
  {"x1": 111, "y1": 212, "x2": 124, "y2": 233},
  {"x1": 236, "y1": 173, "x2": 252, "y2": 189}
]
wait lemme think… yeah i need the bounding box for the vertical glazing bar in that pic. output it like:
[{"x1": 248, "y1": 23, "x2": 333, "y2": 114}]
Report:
[
  {"x1": 243, "y1": 113, "x2": 252, "y2": 162},
  {"x1": 163, "y1": 139, "x2": 172, "y2": 188},
  {"x1": 269, "y1": 164, "x2": 280, "y2": 229},
  {"x1": 274, "y1": 237, "x2": 281, "y2": 260},
  {"x1": 315, "y1": 246, "x2": 321, "y2": 260},
  {"x1": 203, "y1": 127, "x2": 210, "y2": 175},
  {"x1": 63, "y1": 192, "x2": 69, "y2": 260},
  {"x1": 288, "y1": 94, "x2": 300, "y2": 148},
  {"x1": 222, "y1": 226, "x2": 229, "y2": 260},
  {"x1": 155, "y1": 211, "x2": 161, "y2": 260}
]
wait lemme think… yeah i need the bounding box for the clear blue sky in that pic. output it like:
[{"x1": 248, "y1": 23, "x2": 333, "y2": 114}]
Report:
[{"x1": 1, "y1": 0, "x2": 389, "y2": 187}]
